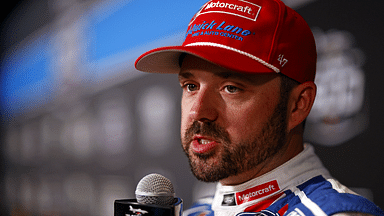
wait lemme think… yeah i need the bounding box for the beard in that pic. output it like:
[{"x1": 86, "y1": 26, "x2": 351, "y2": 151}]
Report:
[{"x1": 181, "y1": 97, "x2": 289, "y2": 182}]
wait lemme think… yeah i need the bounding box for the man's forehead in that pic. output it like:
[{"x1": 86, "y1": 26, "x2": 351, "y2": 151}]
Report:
[
  {"x1": 179, "y1": 54, "x2": 278, "y2": 83},
  {"x1": 179, "y1": 70, "x2": 260, "y2": 80},
  {"x1": 179, "y1": 67, "x2": 278, "y2": 86}
]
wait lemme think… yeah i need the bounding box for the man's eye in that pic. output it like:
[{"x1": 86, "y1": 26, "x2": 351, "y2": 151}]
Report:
[
  {"x1": 224, "y1": 85, "x2": 241, "y2": 94},
  {"x1": 186, "y1": 84, "x2": 198, "y2": 92}
]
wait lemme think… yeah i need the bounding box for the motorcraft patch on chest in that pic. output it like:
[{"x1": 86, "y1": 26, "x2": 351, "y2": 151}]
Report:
[{"x1": 235, "y1": 180, "x2": 280, "y2": 205}]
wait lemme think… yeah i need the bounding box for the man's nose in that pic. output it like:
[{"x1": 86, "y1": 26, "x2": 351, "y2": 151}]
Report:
[{"x1": 189, "y1": 88, "x2": 219, "y2": 123}]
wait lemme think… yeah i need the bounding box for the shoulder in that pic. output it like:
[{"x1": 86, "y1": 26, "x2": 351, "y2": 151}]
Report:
[{"x1": 285, "y1": 175, "x2": 384, "y2": 216}]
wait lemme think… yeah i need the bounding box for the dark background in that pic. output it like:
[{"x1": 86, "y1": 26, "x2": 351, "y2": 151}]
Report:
[{"x1": 299, "y1": 0, "x2": 384, "y2": 208}]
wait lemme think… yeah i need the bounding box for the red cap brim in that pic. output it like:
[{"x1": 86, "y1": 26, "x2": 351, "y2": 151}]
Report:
[{"x1": 135, "y1": 44, "x2": 275, "y2": 75}]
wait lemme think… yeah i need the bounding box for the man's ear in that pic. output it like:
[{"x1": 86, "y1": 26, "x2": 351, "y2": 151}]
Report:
[{"x1": 287, "y1": 81, "x2": 317, "y2": 131}]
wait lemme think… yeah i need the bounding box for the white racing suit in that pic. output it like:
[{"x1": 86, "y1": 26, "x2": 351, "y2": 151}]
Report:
[{"x1": 184, "y1": 144, "x2": 384, "y2": 216}]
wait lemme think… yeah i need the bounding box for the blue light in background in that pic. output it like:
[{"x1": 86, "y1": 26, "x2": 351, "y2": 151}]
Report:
[
  {"x1": 0, "y1": 36, "x2": 53, "y2": 115},
  {"x1": 0, "y1": 0, "x2": 209, "y2": 115},
  {"x1": 89, "y1": 0, "x2": 207, "y2": 61}
]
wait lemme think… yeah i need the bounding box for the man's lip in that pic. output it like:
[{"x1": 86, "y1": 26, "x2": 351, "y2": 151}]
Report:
[
  {"x1": 191, "y1": 135, "x2": 219, "y2": 154},
  {"x1": 193, "y1": 135, "x2": 215, "y2": 140}
]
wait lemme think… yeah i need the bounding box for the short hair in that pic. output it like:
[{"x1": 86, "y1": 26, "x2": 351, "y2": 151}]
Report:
[
  {"x1": 279, "y1": 73, "x2": 300, "y2": 99},
  {"x1": 279, "y1": 74, "x2": 307, "y2": 129}
]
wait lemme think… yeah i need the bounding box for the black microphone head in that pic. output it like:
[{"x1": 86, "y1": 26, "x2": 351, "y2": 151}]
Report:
[{"x1": 135, "y1": 173, "x2": 175, "y2": 206}]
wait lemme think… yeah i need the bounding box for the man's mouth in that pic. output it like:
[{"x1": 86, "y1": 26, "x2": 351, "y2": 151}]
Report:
[
  {"x1": 199, "y1": 138, "x2": 212, "y2": 145},
  {"x1": 191, "y1": 136, "x2": 219, "y2": 154}
]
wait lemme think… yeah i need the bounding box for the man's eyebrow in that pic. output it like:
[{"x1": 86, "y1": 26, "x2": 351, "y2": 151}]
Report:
[
  {"x1": 178, "y1": 71, "x2": 194, "y2": 80},
  {"x1": 216, "y1": 71, "x2": 254, "y2": 83},
  {"x1": 216, "y1": 71, "x2": 238, "y2": 79},
  {"x1": 178, "y1": 70, "x2": 258, "y2": 84}
]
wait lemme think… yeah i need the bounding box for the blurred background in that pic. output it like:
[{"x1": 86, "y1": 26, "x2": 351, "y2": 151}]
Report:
[{"x1": 0, "y1": 0, "x2": 383, "y2": 215}]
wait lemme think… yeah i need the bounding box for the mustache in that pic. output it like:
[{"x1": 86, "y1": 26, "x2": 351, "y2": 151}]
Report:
[{"x1": 183, "y1": 121, "x2": 231, "y2": 144}]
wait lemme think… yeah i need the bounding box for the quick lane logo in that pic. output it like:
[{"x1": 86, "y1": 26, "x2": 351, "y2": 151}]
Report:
[
  {"x1": 186, "y1": 19, "x2": 253, "y2": 41},
  {"x1": 236, "y1": 180, "x2": 279, "y2": 205},
  {"x1": 188, "y1": 20, "x2": 252, "y2": 36},
  {"x1": 200, "y1": 0, "x2": 262, "y2": 21}
]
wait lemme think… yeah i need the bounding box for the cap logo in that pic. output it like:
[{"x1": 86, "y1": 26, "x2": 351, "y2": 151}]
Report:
[
  {"x1": 186, "y1": 20, "x2": 253, "y2": 41},
  {"x1": 198, "y1": 0, "x2": 262, "y2": 22},
  {"x1": 277, "y1": 54, "x2": 288, "y2": 67}
]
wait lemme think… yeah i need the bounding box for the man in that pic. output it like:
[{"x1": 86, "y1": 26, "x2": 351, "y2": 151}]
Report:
[{"x1": 135, "y1": 0, "x2": 384, "y2": 215}]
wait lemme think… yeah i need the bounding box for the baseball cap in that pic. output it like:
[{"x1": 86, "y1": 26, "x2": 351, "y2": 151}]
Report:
[{"x1": 135, "y1": 0, "x2": 317, "y2": 83}]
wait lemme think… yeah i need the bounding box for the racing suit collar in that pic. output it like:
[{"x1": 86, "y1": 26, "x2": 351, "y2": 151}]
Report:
[{"x1": 211, "y1": 144, "x2": 331, "y2": 214}]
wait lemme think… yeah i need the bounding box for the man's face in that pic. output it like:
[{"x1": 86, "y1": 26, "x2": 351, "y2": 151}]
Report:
[{"x1": 179, "y1": 55, "x2": 289, "y2": 183}]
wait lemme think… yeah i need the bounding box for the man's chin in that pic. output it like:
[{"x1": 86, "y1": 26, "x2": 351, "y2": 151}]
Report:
[
  {"x1": 188, "y1": 156, "x2": 233, "y2": 182},
  {"x1": 191, "y1": 168, "x2": 233, "y2": 183}
]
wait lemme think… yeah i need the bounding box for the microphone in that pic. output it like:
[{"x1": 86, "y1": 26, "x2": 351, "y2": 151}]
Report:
[
  {"x1": 114, "y1": 173, "x2": 183, "y2": 216},
  {"x1": 135, "y1": 173, "x2": 176, "y2": 206}
]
